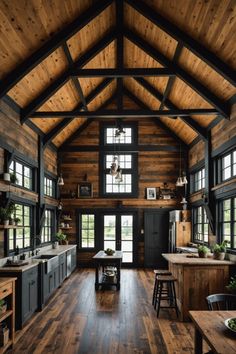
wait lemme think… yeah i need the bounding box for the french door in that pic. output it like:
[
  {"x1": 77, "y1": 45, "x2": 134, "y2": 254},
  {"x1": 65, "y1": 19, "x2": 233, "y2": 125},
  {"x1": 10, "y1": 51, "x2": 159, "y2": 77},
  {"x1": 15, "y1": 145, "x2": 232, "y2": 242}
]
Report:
[{"x1": 102, "y1": 213, "x2": 135, "y2": 265}]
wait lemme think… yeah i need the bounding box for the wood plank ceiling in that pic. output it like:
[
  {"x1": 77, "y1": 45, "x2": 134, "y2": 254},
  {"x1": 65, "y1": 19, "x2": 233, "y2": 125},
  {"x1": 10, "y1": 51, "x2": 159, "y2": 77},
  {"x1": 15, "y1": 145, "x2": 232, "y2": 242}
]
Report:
[{"x1": 0, "y1": 0, "x2": 235, "y2": 147}]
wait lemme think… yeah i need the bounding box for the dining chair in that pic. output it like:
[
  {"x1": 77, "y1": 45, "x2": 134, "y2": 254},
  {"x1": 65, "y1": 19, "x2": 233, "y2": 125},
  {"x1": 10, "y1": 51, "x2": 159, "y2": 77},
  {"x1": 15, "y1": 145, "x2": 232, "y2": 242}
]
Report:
[{"x1": 206, "y1": 293, "x2": 236, "y2": 310}]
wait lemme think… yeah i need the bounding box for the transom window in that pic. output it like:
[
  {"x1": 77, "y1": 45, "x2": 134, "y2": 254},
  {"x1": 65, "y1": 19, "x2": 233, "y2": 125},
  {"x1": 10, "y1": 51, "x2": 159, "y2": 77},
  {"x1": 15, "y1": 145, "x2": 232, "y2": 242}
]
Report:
[
  {"x1": 100, "y1": 123, "x2": 138, "y2": 197},
  {"x1": 80, "y1": 214, "x2": 95, "y2": 248},
  {"x1": 44, "y1": 176, "x2": 55, "y2": 198},
  {"x1": 42, "y1": 209, "x2": 53, "y2": 244},
  {"x1": 193, "y1": 168, "x2": 205, "y2": 192},
  {"x1": 9, "y1": 160, "x2": 33, "y2": 190},
  {"x1": 193, "y1": 206, "x2": 209, "y2": 243},
  {"x1": 221, "y1": 149, "x2": 236, "y2": 181},
  {"x1": 9, "y1": 203, "x2": 31, "y2": 251},
  {"x1": 219, "y1": 197, "x2": 236, "y2": 249}
]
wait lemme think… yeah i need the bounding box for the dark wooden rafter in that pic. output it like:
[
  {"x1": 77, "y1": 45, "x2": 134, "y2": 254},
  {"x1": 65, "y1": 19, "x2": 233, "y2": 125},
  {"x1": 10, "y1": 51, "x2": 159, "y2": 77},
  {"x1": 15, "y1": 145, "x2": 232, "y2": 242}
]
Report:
[
  {"x1": 125, "y1": 0, "x2": 236, "y2": 86},
  {"x1": 62, "y1": 43, "x2": 87, "y2": 110},
  {"x1": 124, "y1": 28, "x2": 230, "y2": 118},
  {"x1": 21, "y1": 29, "x2": 117, "y2": 124},
  {"x1": 59, "y1": 92, "x2": 118, "y2": 151},
  {"x1": 0, "y1": 0, "x2": 113, "y2": 99},
  {"x1": 135, "y1": 77, "x2": 208, "y2": 140},
  {"x1": 43, "y1": 78, "x2": 113, "y2": 146},
  {"x1": 70, "y1": 68, "x2": 175, "y2": 77},
  {"x1": 116, "y1": 0, "x2": 124, "y2": 111},
  {"x1": 30, "y1": 108, "x2": 217, "y2": 118},
  {"x1": 159, "y1": 43, "x2": 183, "y2": 110},
  {"x1": 124, "y1": 87, "x2": 188, "y2": 150}
]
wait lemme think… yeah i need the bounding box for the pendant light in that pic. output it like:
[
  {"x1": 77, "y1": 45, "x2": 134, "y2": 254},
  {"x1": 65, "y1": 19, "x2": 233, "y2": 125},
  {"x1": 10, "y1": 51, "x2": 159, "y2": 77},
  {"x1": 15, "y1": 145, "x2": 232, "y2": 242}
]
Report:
[
  {"x1": 176, "y1": 144, "x2": 188, "y2": 187},
  {"x1": 109, "y1": 121, "x2": 124, "y2": 183},
  {"x1": 57, "y1": 173, "x2": 64, "y2": 186}
]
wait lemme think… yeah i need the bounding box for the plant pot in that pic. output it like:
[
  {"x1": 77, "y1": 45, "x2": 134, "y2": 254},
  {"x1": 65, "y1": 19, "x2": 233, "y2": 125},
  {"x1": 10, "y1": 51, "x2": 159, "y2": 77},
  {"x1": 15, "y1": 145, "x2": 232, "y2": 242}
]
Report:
[
  {"x1": 213, "y1": 252, "x2": 225, "y2": 260},
  {"x1": 3, "y1": 220, "x2": 9, "y2": 226},
  {"x1": 0, "y1": 304, "x2": 7, "y2": 316},
  {"x1": 198, "y1": 251, "x2": 207, "y2": 258},
  {"x1": 3, "y1": 173, "x2": 10, "y2": 182}
]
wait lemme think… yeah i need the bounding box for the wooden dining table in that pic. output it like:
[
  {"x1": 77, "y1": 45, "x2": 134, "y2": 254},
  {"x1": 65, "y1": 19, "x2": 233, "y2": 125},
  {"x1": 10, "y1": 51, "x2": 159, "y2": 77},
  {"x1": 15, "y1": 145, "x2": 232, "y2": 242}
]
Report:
[{"x1": 189, "y1": 310, "x2": 236, "y2": 354}]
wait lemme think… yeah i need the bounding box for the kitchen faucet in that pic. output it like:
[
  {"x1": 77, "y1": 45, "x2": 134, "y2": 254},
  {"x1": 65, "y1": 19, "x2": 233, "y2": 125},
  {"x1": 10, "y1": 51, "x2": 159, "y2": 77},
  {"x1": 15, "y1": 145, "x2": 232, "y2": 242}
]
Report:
[{"x1": 31, "y1": 236, "x2": 41, "y2": 256}]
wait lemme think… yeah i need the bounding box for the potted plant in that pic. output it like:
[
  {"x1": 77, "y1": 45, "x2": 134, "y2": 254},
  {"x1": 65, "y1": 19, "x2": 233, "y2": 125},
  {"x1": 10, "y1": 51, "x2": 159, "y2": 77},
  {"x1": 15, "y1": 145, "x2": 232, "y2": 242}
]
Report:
[
  {"x1": 14, "y1": 217, "x2": 21, "y2": 226},
  {"x1": 212, "y1": 240, "x2": 229, "y2": 260},
  {"x1": 197, "y1": 245, "x2": 210, "y2": 258},
  {"x1": 10, "y1": 172, "x2": 18, "y2": 184},
  {"x1": 0, "y1": 207, "x2": 10, "y2": 226},
  {"x1": 226, "y1": 275, "x2": 236, "y2": 294},
  {"x1": 56, "y1": 230, "x2": 68, "y2": 245}
]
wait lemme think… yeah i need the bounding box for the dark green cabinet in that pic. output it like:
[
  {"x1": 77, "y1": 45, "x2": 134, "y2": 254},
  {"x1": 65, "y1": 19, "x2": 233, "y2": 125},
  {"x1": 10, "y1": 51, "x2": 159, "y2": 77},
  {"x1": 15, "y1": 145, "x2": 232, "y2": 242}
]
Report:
[
  {"x1": 59, "y1": 253, "x2": 66, "y2": 283},
  {"x1": 43, "y1": 265, "x2": 59, "y2": 303},
  {"x1": 71, "y1": 247, "x2": 77, "y2": 271},
  {"x1": 22, "y1": 267, "x2": 38, "y2": 324}
]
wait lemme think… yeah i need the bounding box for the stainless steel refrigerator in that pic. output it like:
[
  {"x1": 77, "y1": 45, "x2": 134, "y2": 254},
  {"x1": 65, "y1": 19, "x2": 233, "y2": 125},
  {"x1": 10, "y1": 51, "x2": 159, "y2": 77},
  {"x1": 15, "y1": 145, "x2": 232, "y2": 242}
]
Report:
[{"x1": 168, "y1": 210, "x2": 182, "y2": 253}]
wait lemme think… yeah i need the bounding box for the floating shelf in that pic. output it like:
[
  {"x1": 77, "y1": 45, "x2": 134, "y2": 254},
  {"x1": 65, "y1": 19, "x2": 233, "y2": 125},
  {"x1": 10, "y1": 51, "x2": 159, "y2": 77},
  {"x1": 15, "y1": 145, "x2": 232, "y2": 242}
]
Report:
[
  {"x1": 62, "y1": 217, "x2": 72, "y2": 221},
  {"x1": 60, "y1": 227, "x2": 72, "y2": 230},
  {"x1": 0, "y1": 225, "x2": 24, "y2": 229}
]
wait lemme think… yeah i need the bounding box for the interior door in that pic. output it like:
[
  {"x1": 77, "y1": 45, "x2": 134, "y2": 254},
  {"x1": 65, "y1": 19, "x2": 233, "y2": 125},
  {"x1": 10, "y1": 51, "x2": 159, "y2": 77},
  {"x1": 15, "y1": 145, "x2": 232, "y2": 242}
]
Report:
[
  {"x1": 144, "y1": 210, "x2": 169, "y2": 267},
  {"x1": 103, "y1": 213, "x2": 134, "y2": 265}
]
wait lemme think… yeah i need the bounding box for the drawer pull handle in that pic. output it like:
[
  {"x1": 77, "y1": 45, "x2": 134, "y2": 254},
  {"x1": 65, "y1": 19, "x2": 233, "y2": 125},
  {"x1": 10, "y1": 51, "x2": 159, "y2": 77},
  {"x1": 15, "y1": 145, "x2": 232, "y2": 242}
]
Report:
[{"x1": 3, "y1": 289, "x2": 7, "y2": 293}]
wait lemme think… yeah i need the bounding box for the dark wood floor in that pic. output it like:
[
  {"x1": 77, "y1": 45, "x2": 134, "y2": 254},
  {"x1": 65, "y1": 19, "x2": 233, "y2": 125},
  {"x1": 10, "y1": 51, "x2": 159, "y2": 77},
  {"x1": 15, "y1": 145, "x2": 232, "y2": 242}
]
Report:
[{"x1": 9, "y1": 269, "x2": 206, "y2": 354}]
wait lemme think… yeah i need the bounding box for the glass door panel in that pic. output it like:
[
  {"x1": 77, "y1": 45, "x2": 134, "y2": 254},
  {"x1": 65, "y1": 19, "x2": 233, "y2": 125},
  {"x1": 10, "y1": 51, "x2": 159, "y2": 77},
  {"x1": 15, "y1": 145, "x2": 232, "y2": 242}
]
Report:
[
  {"x1": 104, "y1": 215, "x2": 116, "y2": 250},
  {"x1": 121, "y1": 215, "x2": 133, "y2": 263}
]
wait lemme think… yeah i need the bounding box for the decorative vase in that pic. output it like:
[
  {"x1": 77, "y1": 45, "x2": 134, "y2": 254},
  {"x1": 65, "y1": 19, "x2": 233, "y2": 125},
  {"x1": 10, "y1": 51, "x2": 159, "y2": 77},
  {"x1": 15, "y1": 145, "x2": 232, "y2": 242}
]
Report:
[{"x1": 213, "y1": 252, "x2": 225, "y2": 260}]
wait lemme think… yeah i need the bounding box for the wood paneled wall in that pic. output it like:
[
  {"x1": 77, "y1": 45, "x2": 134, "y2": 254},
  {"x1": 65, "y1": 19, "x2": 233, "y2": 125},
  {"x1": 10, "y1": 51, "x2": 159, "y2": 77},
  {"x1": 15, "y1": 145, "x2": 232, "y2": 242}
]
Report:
[{"x1": 59, "y1": 118, "x2": 183, "y2": 265}]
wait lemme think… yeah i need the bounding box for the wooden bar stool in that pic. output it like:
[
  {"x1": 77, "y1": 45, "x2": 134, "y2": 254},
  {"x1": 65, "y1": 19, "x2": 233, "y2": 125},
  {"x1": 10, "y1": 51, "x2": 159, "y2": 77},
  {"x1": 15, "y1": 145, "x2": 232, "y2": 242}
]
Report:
[
  {"x1": 152, "y1": 269, "x2": 172, "y2": 307},
  {"x1": 155, "y1": 275, "x2": 178, "y2": 318}
]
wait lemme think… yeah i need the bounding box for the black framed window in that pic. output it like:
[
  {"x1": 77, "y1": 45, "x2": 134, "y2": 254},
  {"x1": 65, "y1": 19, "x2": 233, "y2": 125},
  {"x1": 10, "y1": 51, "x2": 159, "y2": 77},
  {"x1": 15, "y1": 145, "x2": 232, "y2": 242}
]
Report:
[
  {"x1": 193, "y1": 168, "x2": 205, "y2": 192},
  {"x1": 9, "y1": 160, "x2": 33, "y2": 190},
  {"x1": 42, "y1": 209, "x2": 54, "y2": 244},
  {"x1": 8, "y1": 203, "x2": 31, "y2": 251},
  {"x1": 100, "y1": 123, "x2": 138, "y2": 197},
  {"x1": 219, "y1": 197, "x2": 236, "y2": 249},
  {"x1": 193, "y1": 206, "x2": 209, "y2": 243},
  {"x1": 44, "y1": 176, "x2": 55, "y2": 198},
  {"x1": 79, "y1": 213, "x2": 95, "y2": 248},
  {"x1": 219, "y1": 148, "x2": 236, "y2": 182}
]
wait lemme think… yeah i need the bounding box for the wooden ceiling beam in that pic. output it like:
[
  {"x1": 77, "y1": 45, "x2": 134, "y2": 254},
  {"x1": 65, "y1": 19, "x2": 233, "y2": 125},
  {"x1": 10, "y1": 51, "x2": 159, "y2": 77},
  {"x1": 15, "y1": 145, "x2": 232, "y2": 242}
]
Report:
[
  {"x1": 125, "y1": 0, "x2": 236, "y2": 86},
  {"x1": 58, "y1": 92, "x2": 117, "y2": 151},
  {"x1": 0, "y1": 0, "x2": 114, "y2": 99},
  {"x1": 135, "y1": 77, "x2": 208, "y2": 140},
  {"x1": 70, "y1": 68, "x2": 175, "y2": 77},
  {"x1": 21, "y1": 29, "x2": 117, "y2": 124},
  {"x1": 124, "y1": 88, "x2": 188, "y2": 150},
  {"x1": 43, "y1": 78, "x2": 113, "y2": 146},
  {"x1": 30, "y1": 108, "x2": 218, "y2": 118},
  {"x1": 124, "y1": 28, "x2": 230, "y2": 118},
  {"x1": 62, "y1": 43, "x2": 87, "y2": 111},
  {"x1": 116, "y1": 0, "x2": 124, "y2": 110}
]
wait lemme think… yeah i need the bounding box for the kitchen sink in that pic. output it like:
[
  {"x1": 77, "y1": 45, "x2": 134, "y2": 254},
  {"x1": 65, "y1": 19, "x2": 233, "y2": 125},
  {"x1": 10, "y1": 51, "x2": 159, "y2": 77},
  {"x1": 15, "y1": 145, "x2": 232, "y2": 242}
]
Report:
[{"x1": 33, "y1": 254, "x2": 59, "y2": 273}]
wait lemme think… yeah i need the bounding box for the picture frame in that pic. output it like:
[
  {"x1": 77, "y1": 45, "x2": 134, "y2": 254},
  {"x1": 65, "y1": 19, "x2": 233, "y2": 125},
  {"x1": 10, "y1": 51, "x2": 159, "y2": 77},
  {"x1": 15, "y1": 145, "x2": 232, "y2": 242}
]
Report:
[
  {"x1": 146, "y1": 187, "x2": 156, "y2": 200},
  {"x1": 78, "y1": 182, "x2": 93, "y2": 198}
]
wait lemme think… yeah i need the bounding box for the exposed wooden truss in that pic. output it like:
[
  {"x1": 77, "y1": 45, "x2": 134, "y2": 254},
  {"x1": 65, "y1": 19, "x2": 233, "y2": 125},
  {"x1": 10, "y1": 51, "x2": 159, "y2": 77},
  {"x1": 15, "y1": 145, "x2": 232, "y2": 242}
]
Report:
[{"x1": 0, "y1": 0, "x2": 235, "y2": 147}]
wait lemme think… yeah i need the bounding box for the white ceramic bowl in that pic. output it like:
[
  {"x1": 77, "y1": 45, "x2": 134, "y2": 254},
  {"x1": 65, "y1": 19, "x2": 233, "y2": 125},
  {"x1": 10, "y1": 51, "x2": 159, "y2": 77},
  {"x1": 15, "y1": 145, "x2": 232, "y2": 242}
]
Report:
[{"x1": 224, "y1": 317, "x2": 236, "y2": 333}]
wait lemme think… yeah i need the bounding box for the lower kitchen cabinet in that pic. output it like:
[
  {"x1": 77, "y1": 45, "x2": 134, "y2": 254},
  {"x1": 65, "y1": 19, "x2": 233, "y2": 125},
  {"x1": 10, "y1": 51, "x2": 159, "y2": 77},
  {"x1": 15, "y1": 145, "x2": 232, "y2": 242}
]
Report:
[
  {"x1": 59, "y1": 253, "x2": 66, "y2": 284},
  {"x1": 42, "y1": 265, "x2": 59, "y2": 303},
  {"x1": 21, "y1": 267, "x2": 38, "y2": 325},
  {"x1": 71, "y1": 247, "x2": 77, "y2": 271}
]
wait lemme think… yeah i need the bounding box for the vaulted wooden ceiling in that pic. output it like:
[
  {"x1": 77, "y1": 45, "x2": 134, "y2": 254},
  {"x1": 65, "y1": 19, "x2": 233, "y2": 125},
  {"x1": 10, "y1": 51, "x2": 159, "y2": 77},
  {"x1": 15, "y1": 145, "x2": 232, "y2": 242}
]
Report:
[{"x1": 0, "y1": 0, "x2": 235, "y2": 148}]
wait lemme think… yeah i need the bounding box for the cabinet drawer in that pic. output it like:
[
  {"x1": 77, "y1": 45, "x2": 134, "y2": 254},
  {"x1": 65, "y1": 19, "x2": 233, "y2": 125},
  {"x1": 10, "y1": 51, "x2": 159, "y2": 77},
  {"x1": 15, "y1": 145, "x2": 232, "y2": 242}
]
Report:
[
  {"x1": 0, "y1": 282, "x2": 12, "y2": 299},
  {"x1": 59, "y1": 253, "x2": 66, "y2": 262}
]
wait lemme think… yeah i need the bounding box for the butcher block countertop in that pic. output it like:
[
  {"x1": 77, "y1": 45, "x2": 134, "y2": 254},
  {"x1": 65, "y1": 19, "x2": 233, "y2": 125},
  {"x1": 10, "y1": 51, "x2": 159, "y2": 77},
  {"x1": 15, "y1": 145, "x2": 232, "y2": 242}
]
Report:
[{"x1": 162, "y1": 253, "x2": 235, "y2": 265}]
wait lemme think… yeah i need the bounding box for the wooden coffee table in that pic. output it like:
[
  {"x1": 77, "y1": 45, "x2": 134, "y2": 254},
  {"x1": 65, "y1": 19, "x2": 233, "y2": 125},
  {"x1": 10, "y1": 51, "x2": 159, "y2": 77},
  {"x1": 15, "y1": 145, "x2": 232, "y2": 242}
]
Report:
[{"x1": 93, "y1": 251, "x2": 123, "y2": 290}]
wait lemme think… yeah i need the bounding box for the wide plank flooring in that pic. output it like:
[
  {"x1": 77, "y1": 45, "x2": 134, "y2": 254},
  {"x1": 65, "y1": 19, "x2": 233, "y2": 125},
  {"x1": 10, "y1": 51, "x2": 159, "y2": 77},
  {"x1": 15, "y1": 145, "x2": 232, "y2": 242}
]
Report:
[{"x1": 8, "y1": 269, "x2": 204, "y2": 354}]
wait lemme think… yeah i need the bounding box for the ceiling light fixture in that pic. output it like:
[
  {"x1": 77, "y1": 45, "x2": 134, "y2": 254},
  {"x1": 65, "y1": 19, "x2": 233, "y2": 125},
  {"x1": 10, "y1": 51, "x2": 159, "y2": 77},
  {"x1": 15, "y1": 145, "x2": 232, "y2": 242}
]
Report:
[
  {"x1": 57, "y1": 173, "x2": 64, "y2": 186},
  {"x1": 176, "y1": 144, "x2": 188, "y2": 187}
]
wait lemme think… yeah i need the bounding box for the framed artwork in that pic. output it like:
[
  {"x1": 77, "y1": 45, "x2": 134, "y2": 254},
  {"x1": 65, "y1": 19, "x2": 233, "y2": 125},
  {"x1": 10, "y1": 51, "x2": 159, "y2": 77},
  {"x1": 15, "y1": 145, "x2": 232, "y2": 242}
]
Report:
[
  {"x1": 146, "y1": 187, "x2": 156, "y2": 200},
  {"x1": 78, "y1": 182, "x2": 93, "y2": 198}
]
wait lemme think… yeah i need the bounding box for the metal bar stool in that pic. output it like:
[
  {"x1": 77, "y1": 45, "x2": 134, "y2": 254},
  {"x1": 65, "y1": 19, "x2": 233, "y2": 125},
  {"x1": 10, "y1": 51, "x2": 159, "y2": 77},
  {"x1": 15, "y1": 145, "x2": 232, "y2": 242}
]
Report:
[
  {"x1": 152, "y1": 269, "x2": 172, "y2": 308},
  {"x1": 155, "y1": 275, "x2": 178, "y2": 318}
]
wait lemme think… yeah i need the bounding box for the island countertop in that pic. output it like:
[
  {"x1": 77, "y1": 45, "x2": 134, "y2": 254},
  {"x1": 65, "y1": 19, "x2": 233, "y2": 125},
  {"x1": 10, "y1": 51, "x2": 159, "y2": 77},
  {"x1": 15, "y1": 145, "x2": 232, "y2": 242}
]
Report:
[{"x1": 162, "y1": 253, "x2": 235, "y2": 265}]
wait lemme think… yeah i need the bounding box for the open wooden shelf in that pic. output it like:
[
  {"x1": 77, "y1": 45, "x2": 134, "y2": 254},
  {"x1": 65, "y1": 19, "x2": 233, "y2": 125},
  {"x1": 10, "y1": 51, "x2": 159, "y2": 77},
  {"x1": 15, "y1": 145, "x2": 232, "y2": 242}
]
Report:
[
  {"x1": 0, "y1": 339, "x2": 13, "y2": 354},
  {"x1": 60, "y1": 227, "x2": 72, "y2": 230},
  {"x1": 0, "y1": 310, "x2": 13, "y2": 323},
  {"x1": 0, "y1": 225, "x2": 24, "y2": 229}
]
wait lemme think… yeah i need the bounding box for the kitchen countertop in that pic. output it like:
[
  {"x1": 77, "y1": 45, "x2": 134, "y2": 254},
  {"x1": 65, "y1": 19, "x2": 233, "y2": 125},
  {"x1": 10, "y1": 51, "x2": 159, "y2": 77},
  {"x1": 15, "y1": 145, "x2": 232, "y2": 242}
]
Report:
[
  {"x1": 162, "y1": 253, "x2": 235, "y2": 265},
  {"x1": 0, "y1": 244, "x2": 77, "y2": 272}
]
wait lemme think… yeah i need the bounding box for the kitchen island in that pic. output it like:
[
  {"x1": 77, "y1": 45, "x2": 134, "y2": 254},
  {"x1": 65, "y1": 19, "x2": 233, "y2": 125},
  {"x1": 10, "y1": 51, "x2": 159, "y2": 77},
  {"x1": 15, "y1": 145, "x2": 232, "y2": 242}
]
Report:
[{"x1": 162, "y1": 253, "x2": 235, "y2": 321}]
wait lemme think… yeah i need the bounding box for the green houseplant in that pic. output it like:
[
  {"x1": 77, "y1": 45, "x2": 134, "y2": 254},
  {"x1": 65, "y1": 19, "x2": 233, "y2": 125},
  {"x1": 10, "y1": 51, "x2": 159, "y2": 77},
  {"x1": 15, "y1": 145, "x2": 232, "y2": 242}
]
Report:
[
  {"x1": 0, "y1": 207, "x2": 11, "y2": 226},
  {"x1": 226, "y1": 275, "x2": 236, "y2": 294},
  {"x1": 0, "y1": 299, "x2": 7, "y2": 315},
  {"x1": 212, "y1": 240, "x2": 229, "y2": 260},
  {"x1": 10, "y1": 172, "x2": 18, "y2": 184},
  {"x1": 56, "y1": 230, "x2": 68, "y2": 245},
  {"x1": 197, "y1": 245, "x2": 210, "y2": 258}
]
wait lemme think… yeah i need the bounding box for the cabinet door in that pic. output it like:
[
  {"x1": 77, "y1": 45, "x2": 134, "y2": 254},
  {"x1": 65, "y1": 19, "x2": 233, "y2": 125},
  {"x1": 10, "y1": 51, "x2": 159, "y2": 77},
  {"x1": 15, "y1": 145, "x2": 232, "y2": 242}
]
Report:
[
  {"x1": 22, "y1": 268, "x2": 38, "y2": 323},
  {"x1": 144, "y1": 211, "x2": 169, "y2": 267},
  {"x1": 71, "y1": 248, "x2": 77, "y2": 271},
  {"x1": 59, "y1": 253, "x2": 66, "y2": 283}
]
